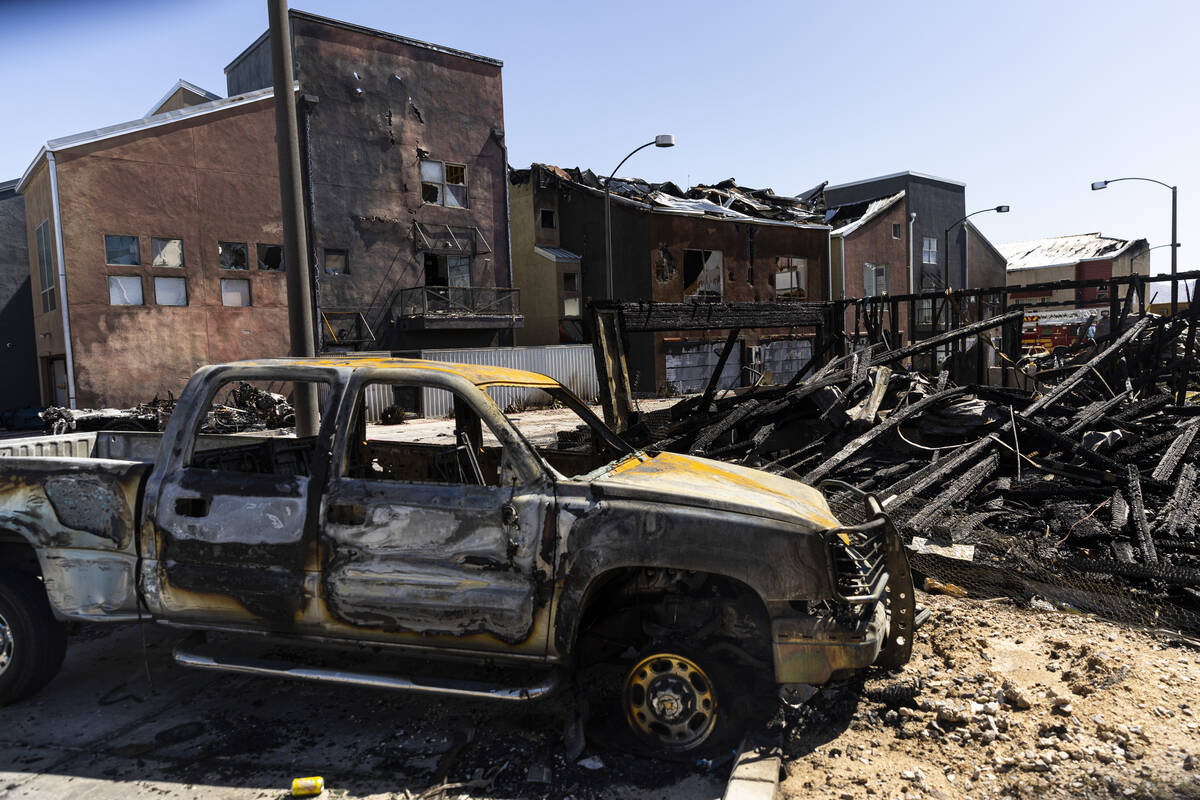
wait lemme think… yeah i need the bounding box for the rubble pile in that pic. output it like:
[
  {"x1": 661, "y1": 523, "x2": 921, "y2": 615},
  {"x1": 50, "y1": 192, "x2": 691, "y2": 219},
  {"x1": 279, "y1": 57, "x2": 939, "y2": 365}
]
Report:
[
  {"x1": 650, "y1": 311, "x2": 1200, "y2": 633},
  {"x1": 39, "y1": 394, "x2": 175, "y2": 434},
  {"x1": 38, "y1": 383, "x2": 296, "y2": 435}
]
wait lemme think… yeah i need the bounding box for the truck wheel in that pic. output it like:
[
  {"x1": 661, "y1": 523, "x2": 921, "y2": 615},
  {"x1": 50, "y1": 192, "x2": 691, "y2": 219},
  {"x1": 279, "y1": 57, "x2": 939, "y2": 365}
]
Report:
[
  {"x1": 0, "y1": 569, "x2": 68, "y2": 706},
  {"x1": 621, "y1": 642, "x2": 744, "y2": 754}
]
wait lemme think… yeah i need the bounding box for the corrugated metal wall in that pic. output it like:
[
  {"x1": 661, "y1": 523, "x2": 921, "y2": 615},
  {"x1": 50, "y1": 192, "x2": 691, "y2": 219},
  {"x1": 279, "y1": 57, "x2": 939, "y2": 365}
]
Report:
[
  {"x1": 664, "y1": 342, "x2": 742, "y2": 395},
  {"x1": 761, "y1": 339, "x2": 813, "y2": 386},
  {"x1": 417, "y1": 345, "x2": 598, "y2": 418}
]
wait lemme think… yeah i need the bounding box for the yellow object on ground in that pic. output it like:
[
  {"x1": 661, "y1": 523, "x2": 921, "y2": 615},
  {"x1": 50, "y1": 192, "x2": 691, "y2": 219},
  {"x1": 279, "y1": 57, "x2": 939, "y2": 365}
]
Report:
[{"x1": 291, "y1": 776, "x2": 324, "y2": 797}]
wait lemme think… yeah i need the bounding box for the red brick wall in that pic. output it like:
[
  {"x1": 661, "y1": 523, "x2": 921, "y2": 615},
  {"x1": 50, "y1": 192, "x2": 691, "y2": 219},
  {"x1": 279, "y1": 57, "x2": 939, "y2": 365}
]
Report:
[{"x1": 841, "y1": 202, "x2": 910, "y2": 338}]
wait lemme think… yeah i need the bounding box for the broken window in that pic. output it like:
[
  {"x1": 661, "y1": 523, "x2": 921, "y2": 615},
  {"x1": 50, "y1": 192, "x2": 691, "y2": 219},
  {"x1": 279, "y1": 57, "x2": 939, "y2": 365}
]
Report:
[
  {"x1": 221, "y1": 278, "x2": 251, "y2": 307},
  {"x1": 108, "y1": 276, "x2": 143, "y2": 306},
  {"x1": 218, "y1": 241, "x2": 249, "y2": 270},
  {"x1": 916, "y1": 300, "x2": 934, "y2": 326},
  {"x1": 539, "y1": 209, "x2": 556, "y2": 229},
  {"x1": 892, "y1": 223, "x2": 902, "y2": 239},
  {"x1": 151, "y1": 237, "x2": 185, "y2": 268},
  {"x1": 863, "y1": 263, "x2": 888, "y2": 296},
  {"x1": 420, "y1": 158, "x2": 467, "y2": 208},
  {"x1": 324, "y1": 248, "x2": 348, "y2": 275},
  {"x1": 922, "y1": 237, "x2": 937, "y2": 265},
  {"x1": 423, "y1": 254, "x2": 470, "y2": 287},
  {"x1": 35, "y1": 220, "x2": 55, "y2": 313},
  {"x1": 154, "y1": 276, "x2": 188, "y2": 306},
  {"x1": 774, "y1": 256, "x2": 807, "y2": 299},
  {"x1": 104, "y1": 235, "x2": 140, "y2": 266},
  {"x1": 682, "y1": 249, "x2": 724, "y2": 302},
  {"x1": 257, "y1": 244, "x2": 284, "y2": 271}
]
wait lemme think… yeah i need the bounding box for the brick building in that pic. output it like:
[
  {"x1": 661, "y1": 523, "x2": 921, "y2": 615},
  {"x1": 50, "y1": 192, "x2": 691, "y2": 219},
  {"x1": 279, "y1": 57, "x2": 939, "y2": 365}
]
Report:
[
  {"x1": 510, "y1": 165, "x2": 830, "y2": 393},
  {"x1": 16, "y1": 11, "x2": 516, "y2": 408},
  {"x1": 1000, "y1": 233, "x2": 1150, "y2": 307},
  {"x1": 0, "y1": 180, "x2": 39, "y2": 415}
]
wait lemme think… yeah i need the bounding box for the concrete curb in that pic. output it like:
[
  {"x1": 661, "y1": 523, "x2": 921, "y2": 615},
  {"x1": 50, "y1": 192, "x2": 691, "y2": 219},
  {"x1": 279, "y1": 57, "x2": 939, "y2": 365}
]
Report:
[{"x1": 722, "y1": 732, "x2": 782, "y2": 800}]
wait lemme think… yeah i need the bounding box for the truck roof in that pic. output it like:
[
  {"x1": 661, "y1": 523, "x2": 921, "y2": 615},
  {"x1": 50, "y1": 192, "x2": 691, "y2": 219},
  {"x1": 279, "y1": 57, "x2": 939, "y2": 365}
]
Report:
[{"x1": 228, "y1": 356, "x2": 563, "y2": 389}]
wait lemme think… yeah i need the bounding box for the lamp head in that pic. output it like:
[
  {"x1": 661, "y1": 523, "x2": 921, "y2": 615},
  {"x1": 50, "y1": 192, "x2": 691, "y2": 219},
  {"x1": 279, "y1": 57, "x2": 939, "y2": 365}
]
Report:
[
  {"x1": 655, "y1": 134, "x2": 676, "y2": 148},
  {"x1": 1091, "y1": 181, "x2": 1109, "y2": 191},
  {"x1": 995, "y1": 205, "x2": 1010, "y2": 213}
]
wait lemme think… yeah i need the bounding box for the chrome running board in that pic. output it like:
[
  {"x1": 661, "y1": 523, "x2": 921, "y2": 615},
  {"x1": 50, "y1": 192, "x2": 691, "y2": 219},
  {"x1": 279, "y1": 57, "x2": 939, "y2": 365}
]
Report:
[{"x1": 173, "y1": 640, "x2": 560, "y2": 702}]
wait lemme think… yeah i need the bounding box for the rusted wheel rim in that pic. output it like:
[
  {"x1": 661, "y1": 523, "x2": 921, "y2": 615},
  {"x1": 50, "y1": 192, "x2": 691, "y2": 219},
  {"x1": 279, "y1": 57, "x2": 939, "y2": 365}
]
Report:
[
  {"x1": 0, "y1": 611, "x2": 12, "y2": 677},
  {"x1": 623, "y1": 652, "x2": 717, "y2": 750}
]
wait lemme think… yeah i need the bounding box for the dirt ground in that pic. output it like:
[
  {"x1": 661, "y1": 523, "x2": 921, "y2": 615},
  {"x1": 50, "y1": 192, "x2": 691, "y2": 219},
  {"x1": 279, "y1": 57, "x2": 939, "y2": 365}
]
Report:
[{"x1": 779, "y1": 592, "x2": 1200, "y2": 800}]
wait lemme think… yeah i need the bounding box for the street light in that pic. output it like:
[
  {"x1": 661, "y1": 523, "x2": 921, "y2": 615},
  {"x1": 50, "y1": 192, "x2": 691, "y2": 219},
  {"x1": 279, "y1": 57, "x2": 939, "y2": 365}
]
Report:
[
  {"x1": 944, "y1": 205, "x2": 1010, "y2": 291},
  {"x1": 1092, "y1": 177, "x2": 1178, "y2": 314},
  {"x1": 604, "y1": 135, "x2": 675, "y2": 299}
]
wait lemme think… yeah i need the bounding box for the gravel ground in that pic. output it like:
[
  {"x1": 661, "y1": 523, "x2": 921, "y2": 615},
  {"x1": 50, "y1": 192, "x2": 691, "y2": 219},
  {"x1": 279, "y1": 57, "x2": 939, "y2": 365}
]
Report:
[{"x1": 779, "y1": 592, "x2": 1200, "y2": 800}]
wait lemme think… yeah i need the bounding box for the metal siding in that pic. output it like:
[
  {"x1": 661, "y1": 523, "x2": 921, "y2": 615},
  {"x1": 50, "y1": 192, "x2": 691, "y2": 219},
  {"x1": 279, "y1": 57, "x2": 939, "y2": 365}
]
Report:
[
  {"x1": 664, "y1": 342, "x2": 742, "y2": 395},
  {"x1": 761, "y1": 339, "x2": 813, "y2": 385},
  {"x1": 416, "y1": 345, "x2": 598, "y2": 418}
]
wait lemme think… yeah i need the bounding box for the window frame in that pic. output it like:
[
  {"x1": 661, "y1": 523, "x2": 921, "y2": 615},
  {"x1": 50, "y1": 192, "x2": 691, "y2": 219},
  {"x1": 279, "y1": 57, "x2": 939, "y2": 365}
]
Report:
[
  {"x1": 539, "y1": 208, "x2": 557, "y2": 230},
  {"x1": 104, "y1": 234, "x2": 141, "y2": 267},
  {"x1": 922, "y1": 236, "x2": 938, "y2": 265},
  {"x1": 35, "y1": 219, "x2": 55, "y2": 313},
  {"x1": 220, "y1": 277, "x2": 252, "y2": 307},
  {"x1": 218, "y1": 241, "x2": 250, "y2": 271},
  {"x1": 420, "y1": 158, "x2": 469, "y2": 208},
  {"x1": 150, "y1": 236, "x2": 186, "y2": 268},
  {"x1": 108, "y1": 275, "x2": 145, "y2": 306},
  {"x1": 324, "y1": 248, "x2": 349, "y2": 276},
  {"x1": 256, "y1": 243, "x2": 285, "y2": 272},
  {"x1": 892, "y1": 223, "x2": 902, "y2": 239},
  {"x1": 153, "y1": 275, "x2": 189, "y2": 307},
  {"x1": 682, "y1": 248, "x2": 725, "y2": 302},
  {"x1": 862, "y1": 262, "x2": 888, "y2": 296},
  {"x1": 774, "y1": 256, "x2": 808, "y2": 300}
]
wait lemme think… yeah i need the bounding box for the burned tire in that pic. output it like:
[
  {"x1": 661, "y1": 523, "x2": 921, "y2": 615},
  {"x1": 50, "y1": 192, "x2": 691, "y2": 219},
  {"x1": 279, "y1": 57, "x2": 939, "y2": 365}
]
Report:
[
  {"x1": 0, "y1": 569, "x2": 67, "y2": 706},
  {"x1": 621, "y1": 642, "x2": 745, "y2": 754}
]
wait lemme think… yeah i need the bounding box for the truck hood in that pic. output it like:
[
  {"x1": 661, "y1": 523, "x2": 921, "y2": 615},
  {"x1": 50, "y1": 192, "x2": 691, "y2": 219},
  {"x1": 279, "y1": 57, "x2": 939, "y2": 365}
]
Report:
[{"x1": 590, "y1": 451, "x2": 841, "y2": 532}]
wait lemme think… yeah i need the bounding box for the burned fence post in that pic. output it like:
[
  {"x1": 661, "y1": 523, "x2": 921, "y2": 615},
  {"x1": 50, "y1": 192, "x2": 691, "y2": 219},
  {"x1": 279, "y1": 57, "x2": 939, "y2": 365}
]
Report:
[{"x1": 697, "y1": 328, "x2": 741, "y2": 413}]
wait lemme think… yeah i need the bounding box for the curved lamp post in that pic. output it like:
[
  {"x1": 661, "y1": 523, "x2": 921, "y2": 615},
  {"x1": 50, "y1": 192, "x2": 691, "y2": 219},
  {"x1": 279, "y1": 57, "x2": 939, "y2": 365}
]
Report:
[
  {"x1": 943, "y1": 205, "x2": 1010, "y2": 292},
  {"x1": 604, "y1": 135, "x2": 675, "y2": 298},
  {"x1": 1092, "y1": 177, "x2": 1178, "y2": 314}
]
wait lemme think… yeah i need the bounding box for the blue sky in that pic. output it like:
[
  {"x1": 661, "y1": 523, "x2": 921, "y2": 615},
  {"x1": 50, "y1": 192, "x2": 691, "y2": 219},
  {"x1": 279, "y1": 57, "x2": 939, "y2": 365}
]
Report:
[{"x1": 2, "y1": 0, "x2": 1195, "y2": 292}]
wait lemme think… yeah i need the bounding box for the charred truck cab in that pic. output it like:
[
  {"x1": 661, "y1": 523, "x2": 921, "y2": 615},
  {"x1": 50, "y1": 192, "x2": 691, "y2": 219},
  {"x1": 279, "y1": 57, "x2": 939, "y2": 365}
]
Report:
[{"x1": 0, "y1": 357, "x2": 913, "y2": 753}]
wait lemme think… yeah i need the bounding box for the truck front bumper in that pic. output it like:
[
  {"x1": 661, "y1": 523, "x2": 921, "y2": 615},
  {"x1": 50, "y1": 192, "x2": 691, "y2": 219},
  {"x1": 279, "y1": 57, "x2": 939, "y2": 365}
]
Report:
[{"x1": 771, "y1": 484, "x2": 915, "y2": 686}]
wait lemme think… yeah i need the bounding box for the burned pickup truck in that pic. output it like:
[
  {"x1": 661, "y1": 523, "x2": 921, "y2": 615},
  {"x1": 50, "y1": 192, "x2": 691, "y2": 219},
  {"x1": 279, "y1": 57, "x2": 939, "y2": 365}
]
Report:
[{"x1": 0, "y1": 357, "x2": 912, "y2": 752}]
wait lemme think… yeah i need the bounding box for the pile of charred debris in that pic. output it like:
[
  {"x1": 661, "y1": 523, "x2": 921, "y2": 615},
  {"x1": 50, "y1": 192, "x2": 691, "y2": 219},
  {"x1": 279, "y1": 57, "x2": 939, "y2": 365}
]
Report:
[
  {"x1": 39, "y1": 382, "x2": 294, "y2": 435},
  {"x1": 637, "y1": 309, "x2": 1200, "y2": 635}
]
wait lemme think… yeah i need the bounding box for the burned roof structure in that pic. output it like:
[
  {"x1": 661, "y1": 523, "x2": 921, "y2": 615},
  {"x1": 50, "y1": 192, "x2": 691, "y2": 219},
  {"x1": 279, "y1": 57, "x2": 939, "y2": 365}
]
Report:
[
  {"x1": 1000, "y1": 232, "x2": 1148, "y2": 272},
  {"x1": 510, "y1": 164, "x2": 826, "y2": 227}
]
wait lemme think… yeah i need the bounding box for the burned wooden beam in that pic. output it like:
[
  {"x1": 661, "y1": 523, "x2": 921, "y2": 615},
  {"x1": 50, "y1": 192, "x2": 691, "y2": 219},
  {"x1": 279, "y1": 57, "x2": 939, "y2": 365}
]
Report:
[
  {"x1": 1125, "y1": 465, "x2": 1158, "y2": 566},
  {"x1": 867, "y1": 310, "x2": 1025, "y2": 370},
  {"x1": 1151, "y1": 424, "x2": 1199, "y2": 482},
  {"x1": 612, "y1": 300, "x2": 829, "y2": 332}
]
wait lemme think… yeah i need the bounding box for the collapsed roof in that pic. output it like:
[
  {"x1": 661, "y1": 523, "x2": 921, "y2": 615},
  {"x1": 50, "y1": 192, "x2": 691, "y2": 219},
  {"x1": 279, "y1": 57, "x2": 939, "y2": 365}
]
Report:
[
  {"x1": 1000, "y1": 233, "x2": 1148, "y2": 272},
  {"x1": 511, "y1": 163, "x2": 827, "y2": 228}
]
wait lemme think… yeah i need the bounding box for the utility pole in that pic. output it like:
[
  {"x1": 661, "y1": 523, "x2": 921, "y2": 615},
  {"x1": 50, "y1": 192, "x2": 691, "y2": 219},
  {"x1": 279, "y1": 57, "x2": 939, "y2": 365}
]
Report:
[{"x1": 268, "y1": 0, "x2": 318, "y2": 436}]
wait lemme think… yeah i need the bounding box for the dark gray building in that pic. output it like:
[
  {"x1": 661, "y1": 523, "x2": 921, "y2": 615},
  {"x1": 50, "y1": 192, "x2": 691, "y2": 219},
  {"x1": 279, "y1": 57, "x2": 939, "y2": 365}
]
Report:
[
  {"x1": 0, "y1": 179, "x2": 40, "y2": 418},
  {"x1": 823, "y1": 171, "x2": 1007, "y2": 331},
  {"x1": 224, "y1": 10, "x2": 519, "y2": 351}
]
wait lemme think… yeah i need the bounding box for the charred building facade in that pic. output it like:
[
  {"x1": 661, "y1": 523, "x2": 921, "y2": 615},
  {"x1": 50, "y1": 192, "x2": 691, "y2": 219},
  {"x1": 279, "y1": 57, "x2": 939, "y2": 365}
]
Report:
[
  {"x1": 510, "y1": 164, "x2": 831, "y2": 393},
  {"x1": 226, "y1": 10, "x2": 517, "y2": 352}
]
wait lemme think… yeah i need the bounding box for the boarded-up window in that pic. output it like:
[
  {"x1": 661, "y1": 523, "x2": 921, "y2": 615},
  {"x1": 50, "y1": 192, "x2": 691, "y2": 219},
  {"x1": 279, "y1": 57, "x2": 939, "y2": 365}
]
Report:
[
  {"x1": 151, "y1": 237, "x2": 185, "y2": 267},
  {"x1": 36, "y1": 220, "x2": 55, "y2": 313},
  {"x1": 257, "y1": 244, "x2": 284, "y2": 271},
  {"x1": 774, "y1": 257, "x2": 807, "y2": 299},
  {"x1": 108, "y1": 276, "x2": 143, "y2": 305},
  {"x1": 863, "y1": 263, "x2": 888, "y2": 296},
  {"x1": 221, "y1": 278, "x2": 251, "y2": 307},
  {"x1": 219, "y1": 241, "x2": 249, "y2": 270},
  {"x1": 154, "y1": 276, "x2": 188, "y2": 306},
  {"x1": 682, "y1": 249, "x2": 723, "y2": 302},
  {"x1": 105, "y1": 235, "x2": 140, "y2": 266}
]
